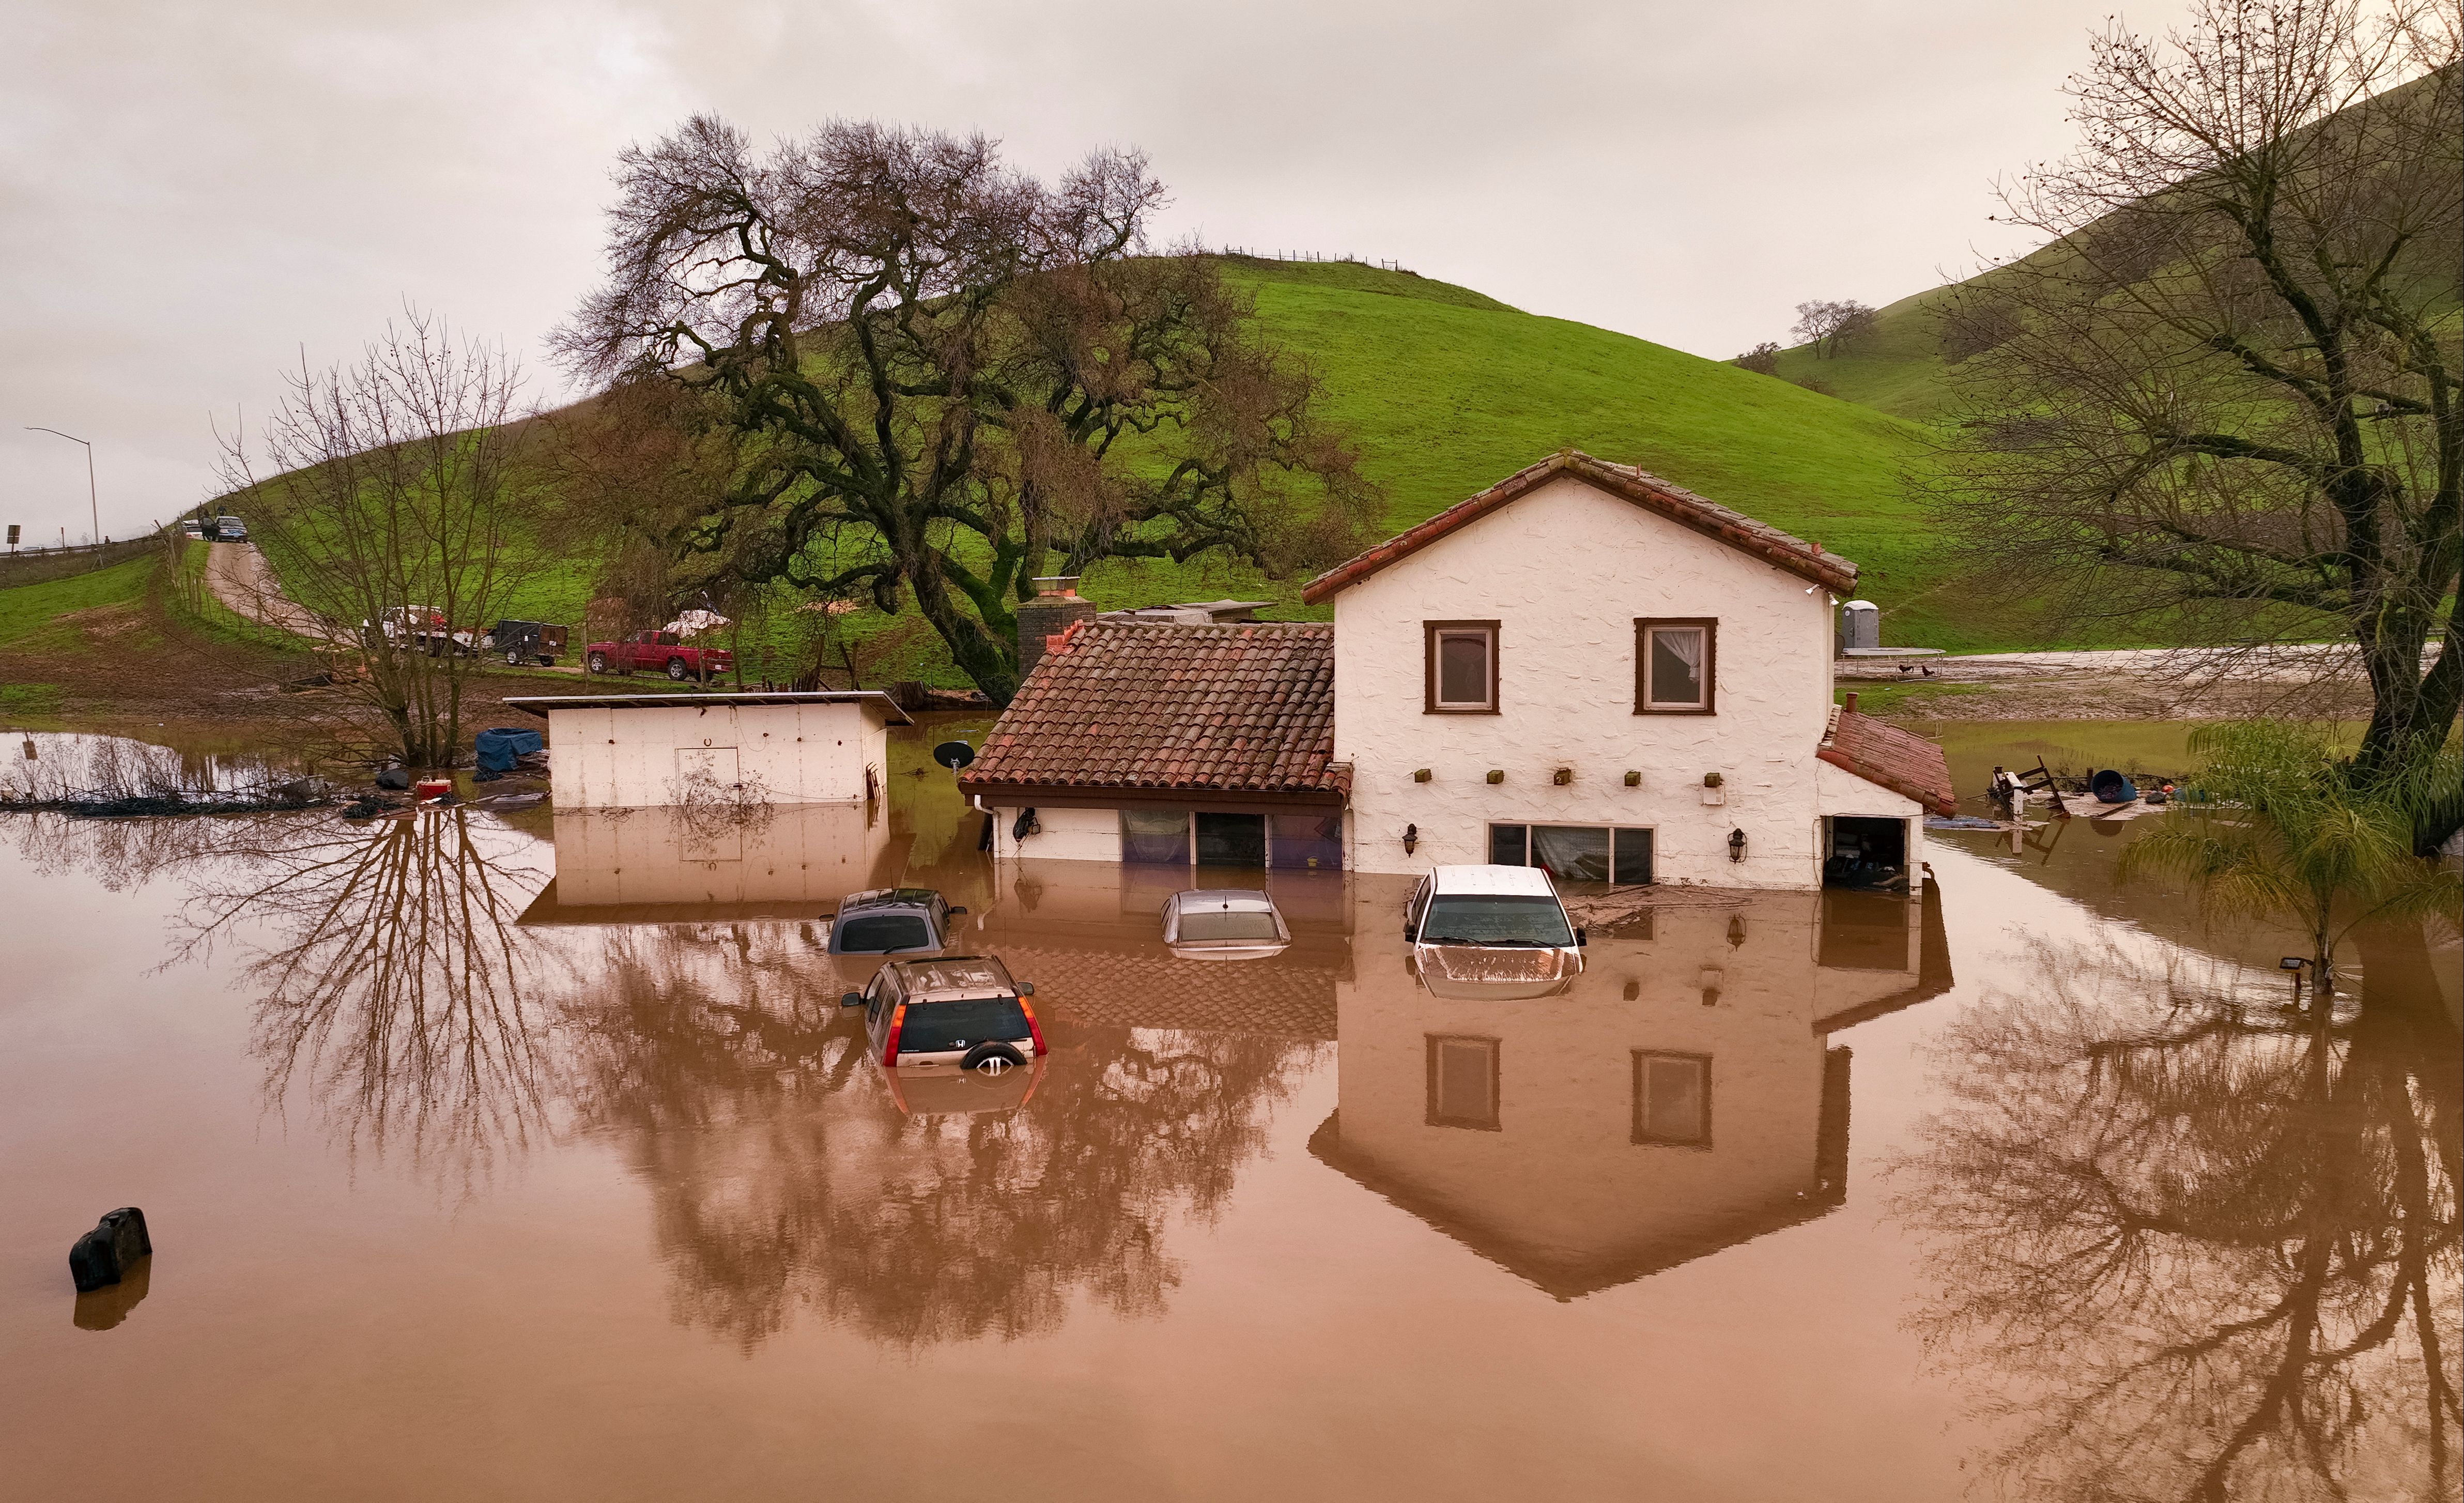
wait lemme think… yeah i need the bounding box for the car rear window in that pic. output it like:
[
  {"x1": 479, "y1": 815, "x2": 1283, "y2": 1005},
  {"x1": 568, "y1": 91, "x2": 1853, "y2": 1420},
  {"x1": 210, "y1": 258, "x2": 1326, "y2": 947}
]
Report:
[
  {"x1": 897, "y1": 997, "x2": 1029, "y2": 1054},
  {"x1": 1178, "y1": 910, "x2": 1282, "y2": 941},
  {"x1": 1420, "y1": 894, "x2": 1575, "y2": 947},
  {"x1": 837, "y1": 914, "x2": 933, "y2": 952}
]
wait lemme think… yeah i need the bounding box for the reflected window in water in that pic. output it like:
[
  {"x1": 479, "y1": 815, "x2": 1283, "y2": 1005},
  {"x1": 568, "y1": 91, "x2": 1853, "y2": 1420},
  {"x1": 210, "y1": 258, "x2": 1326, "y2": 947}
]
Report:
[
  {"x1": 1425, "y1": 1035, "x2": 1501, "y2": 1131},
  {"x1": 1632, "y1": 1052, "x2": 1711, "y2": 1146}
]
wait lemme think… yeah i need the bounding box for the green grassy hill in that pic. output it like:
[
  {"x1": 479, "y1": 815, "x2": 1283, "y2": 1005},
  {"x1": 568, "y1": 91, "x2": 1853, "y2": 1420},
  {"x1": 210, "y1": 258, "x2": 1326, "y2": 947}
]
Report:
[
  {"x1": 1763, "y1": 281, "x2": 1964, "y2": 421},
  {"x1": 1091, "y1": 256, "x2": 1992, "y2": 647},
  {"x1": 239, "y1": 255, "x2": 2034, "y2": 684}
]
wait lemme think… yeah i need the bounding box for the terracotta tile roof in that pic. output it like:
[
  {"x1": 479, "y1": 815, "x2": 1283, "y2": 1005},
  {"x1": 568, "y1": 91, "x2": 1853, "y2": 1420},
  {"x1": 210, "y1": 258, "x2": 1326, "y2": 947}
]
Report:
[
  {"x1": 960, "y1": 620, "x2": 1344, "y2": 801},
  {"x1": 1301, "y1": 450, "x2": 1859, "y2": 604},
  {"x1": 1819, "y1": 706, "x2": 1957, "y2": 816}
]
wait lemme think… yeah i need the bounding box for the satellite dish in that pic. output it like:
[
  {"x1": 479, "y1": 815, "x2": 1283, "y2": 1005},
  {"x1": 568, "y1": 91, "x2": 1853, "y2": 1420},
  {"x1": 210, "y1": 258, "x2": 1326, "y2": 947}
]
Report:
[{"x1": 931, "y1": 740, "x2": 977, "y2": 771}]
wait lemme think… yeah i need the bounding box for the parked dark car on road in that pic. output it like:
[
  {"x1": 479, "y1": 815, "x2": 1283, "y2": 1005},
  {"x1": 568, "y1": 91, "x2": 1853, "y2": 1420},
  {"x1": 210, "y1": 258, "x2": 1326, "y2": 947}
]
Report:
[
  {"x1": 826, "y1": 887, "x2": 963, "y2": 954},
  {"x1": 480, "y1": 619, "x2": 568, "y2": 667},
  {"x1": 843, "y1": 955, "x2": 1043, "y2": 1069}
]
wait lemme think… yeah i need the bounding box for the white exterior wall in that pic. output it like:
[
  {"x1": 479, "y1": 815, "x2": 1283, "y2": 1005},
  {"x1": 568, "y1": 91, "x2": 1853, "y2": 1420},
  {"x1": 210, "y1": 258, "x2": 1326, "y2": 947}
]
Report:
[
  {"x1": 546, "y1": 700, "x2": 891, "y2": 809},
  {"x1": 1813, "y1": 760, "x2": 1927, "y2": 886},
  {"x1": 988, "y1": 804, "x2": 1122, "y2": 863},
  {"x1": 1333, "y1": 475, "x2": 1844, "y2": 889}
]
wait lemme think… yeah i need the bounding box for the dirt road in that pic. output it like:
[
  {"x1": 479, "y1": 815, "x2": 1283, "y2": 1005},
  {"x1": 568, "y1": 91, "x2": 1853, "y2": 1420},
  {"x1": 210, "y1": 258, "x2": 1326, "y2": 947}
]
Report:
[{"x1": 204, "y1": 541, "x2": 340, "y2": 642}]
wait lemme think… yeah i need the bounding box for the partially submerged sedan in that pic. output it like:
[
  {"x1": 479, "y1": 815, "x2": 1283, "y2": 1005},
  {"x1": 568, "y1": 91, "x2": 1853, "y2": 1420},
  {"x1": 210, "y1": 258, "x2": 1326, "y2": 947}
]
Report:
[
  {"x1": 845, "y1": 955, "x2": 1045, "y2": 1070},
  {"x1": 1159, "y1": 888, "x2": 1291, "y2": 961}
]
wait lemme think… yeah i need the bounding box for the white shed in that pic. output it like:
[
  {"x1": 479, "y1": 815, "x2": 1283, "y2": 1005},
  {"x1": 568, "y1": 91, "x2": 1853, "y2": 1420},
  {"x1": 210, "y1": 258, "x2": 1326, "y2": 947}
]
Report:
[{"x1": 506, "y1": 691, "x2": 912, "y2": 810}]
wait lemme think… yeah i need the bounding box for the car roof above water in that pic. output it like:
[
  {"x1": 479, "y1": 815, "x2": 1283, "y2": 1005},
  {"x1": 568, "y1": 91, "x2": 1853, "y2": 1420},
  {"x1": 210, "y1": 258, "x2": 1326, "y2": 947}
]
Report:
[
  {"x1": 842, "y1": 887, "x2": 943, "y2": 911},
  {"x1": 889, "y1": 955, "x2": 1014, "y2": 1000},
  {"x1": 1428, "y1": 864, "x2": 1558, "y2": 897},
  {"x1": 1171, "y1": 888, "x2": 1275, "y2": 909}
]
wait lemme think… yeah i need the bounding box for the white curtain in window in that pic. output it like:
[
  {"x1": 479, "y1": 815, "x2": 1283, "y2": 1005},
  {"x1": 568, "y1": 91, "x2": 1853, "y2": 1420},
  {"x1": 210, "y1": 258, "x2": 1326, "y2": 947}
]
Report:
[{"x1": 1651, "y1": 628, "x2": 1704, "y2": 703}]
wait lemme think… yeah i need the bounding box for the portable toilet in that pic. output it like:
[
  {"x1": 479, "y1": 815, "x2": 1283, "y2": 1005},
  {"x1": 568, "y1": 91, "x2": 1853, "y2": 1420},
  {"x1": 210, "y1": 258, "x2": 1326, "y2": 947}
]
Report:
[{"x1": 1841, "y1": 600, "x2": 1880, "y2": 652}]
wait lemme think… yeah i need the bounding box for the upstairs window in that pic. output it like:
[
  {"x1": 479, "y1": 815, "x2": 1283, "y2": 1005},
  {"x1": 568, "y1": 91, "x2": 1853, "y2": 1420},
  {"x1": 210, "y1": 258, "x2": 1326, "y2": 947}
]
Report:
[
  {"x1": 1424, "y1": 620, "x2": 1500, "y2": 713},
  {"x1": 1635, "y1": 619, "x2": 1716, "y2": 713}
]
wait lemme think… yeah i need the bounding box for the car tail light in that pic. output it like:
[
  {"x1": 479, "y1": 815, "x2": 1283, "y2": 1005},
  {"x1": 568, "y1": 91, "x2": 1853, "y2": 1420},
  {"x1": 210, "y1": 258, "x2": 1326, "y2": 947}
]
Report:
[
  {"x1": 880, "y1": 1002, "x2": 906, "y2": 1065},
  {"x1": 1017, "y1": 995, "x2": 1046, "y2": 1055}
]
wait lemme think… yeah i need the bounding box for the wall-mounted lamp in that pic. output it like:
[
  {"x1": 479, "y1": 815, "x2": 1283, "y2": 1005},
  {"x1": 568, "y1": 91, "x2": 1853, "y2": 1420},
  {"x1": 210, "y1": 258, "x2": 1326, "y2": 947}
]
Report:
[
  {"x1": 1485, "y1": 769, "x2": 1504, "y2": 785},
  {"x1": 1623, "y1": 770, "x2": 1641, "y2": 786},
  {"x1": 1553, "y1": 767, "x2": 1573, "y2": 786},
  {"x1": 1402, "y1": 822, "x2": 1419, "y2": 856},
  {"x1": 1622, "y1": 980, "x2": 1640, "y2": 1001},
  {"x1": 1727, "y1": 828, "x2": 1747, "y2": 862},
  {"x1": 1412, "y1": 768, "x2": 1431, "y2": 783},
  {"x1": 1727, "y1": 914, "x2": 1747, "y2": 947}
]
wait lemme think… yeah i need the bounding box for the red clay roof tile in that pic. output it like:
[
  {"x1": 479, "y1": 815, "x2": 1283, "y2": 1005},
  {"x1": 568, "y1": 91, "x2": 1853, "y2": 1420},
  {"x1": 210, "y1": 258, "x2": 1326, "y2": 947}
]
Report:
[
  {"x1": 1301, "y1": 450, "x2": 1859, "y2": 603},
  {"x1": 960, "y1": 621, "x2": 1342, "y2": 801},
  {"x1": 1819, "y1": 708, "x2": 1957, "y2": 816}
]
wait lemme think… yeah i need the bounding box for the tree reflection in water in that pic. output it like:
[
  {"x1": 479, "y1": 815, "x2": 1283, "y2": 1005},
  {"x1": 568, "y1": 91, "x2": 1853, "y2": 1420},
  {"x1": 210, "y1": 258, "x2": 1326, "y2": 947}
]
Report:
[
  {"x1": 560, "y1": 924, "x2": 1319, "y2": 1352},
  {"x1": 1899, "y1": 935, "x2": 2460, "y2": 1501},
  {"x1": 173, "y1": 810, "x2": 566, "y2": 1195}
]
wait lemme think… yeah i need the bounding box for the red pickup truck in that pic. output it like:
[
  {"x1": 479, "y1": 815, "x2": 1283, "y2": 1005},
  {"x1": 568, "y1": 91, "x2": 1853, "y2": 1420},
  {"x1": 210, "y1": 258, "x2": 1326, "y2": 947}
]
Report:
[{"x1": 584, "y1": 630, "x2": 734, "y2": 682}]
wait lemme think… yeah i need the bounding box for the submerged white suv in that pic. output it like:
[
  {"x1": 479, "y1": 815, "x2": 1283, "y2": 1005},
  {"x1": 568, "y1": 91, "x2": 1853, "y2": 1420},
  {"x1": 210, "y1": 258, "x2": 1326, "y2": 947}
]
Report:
[{"x1": 1404, "y1": 864, "x2": 1587, "y2": 999}]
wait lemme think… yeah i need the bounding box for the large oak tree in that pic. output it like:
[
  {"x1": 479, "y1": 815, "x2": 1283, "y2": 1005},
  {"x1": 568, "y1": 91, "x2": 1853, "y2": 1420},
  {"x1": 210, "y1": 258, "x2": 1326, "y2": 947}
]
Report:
[{"x1": 554, "y1": 118, "x2": 1377, "y2": 703}]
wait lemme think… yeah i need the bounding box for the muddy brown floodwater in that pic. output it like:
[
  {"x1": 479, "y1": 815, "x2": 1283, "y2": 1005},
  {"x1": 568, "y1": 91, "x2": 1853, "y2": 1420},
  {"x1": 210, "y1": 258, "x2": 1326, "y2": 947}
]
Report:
[{"x1": 2, "y1": 720, "x2": 2455, "y2": 1501}]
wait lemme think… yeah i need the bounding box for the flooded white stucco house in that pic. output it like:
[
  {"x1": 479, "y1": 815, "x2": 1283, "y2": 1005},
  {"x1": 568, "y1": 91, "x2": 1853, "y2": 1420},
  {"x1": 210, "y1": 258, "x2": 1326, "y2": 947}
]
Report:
[
  {"x1": 1307, "y1": 451, "x2": 1952, "y2": 888},
  {"x1": 962, "y1": 451, "x2": 1953, "y2": 891}
]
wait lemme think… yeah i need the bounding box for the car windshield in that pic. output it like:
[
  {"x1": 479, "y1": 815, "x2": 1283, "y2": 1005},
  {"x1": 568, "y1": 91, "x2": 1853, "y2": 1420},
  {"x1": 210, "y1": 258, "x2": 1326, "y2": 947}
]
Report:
[
  {"x1": 836, "y1": 914, "x2": 933, "y2": 952},
  {"x1": 1420, "y1": 894, "x2": 1575, "y2": 947},
  {"x1": 1177, "y1": 910, "x2": 1283, "y2": 941},
  {"x1": 895, "y1": 997, "x2": 1028, "y2": 1054}
]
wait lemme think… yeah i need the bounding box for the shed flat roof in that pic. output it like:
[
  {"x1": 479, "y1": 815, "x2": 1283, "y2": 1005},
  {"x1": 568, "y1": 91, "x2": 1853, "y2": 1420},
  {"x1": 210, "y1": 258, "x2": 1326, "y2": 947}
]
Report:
[{"x1": 503, "y1": 690, "x2": 913, "y2": 724}]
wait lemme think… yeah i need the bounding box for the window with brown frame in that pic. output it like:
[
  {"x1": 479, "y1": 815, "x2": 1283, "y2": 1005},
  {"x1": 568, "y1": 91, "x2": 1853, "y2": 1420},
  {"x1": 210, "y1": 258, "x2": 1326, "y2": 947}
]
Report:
[
  {"x1": 1426, "y1": 1034, "x2": 1501, "y2": 1130},
  {"x1": 1635, "y1": 618, "x2": 1717, "y2": 714},
  {"x1": 1424, "y1": 620, "x2": 1500, "y2": 714},
  {"x1": 1631, "y1": 1051, "x2": 1712, "y2": 1146}
]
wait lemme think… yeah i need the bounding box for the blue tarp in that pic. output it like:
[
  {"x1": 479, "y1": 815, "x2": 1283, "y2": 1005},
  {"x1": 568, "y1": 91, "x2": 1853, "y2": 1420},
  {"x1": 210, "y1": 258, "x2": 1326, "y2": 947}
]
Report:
[{"x1": 474, "y1": 726, "x2": 544, "y2": 776}]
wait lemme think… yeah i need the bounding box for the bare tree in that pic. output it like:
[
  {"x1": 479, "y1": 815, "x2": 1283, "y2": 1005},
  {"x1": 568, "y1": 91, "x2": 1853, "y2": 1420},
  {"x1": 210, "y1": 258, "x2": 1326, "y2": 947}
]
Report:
[
  {"x1": 1934, "y1": 1, "x2": 2462, "y2": 777},
  {"x1": 1731, "y1": 341, "x2": 1783, "y2": 375},
  {"x1": 553, "y1": 117, "x2": 1380, "y2": 704},
  {"x1": 1791, "y1": 299, "x2": 1878, "y2": 358},
  {"x1": 217, "y1": 310, "x2": 537, "y2": 768}
]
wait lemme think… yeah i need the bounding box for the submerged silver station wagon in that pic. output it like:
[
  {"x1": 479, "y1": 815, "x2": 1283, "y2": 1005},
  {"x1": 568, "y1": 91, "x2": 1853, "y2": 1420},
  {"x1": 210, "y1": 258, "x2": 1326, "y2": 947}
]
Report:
[{"x1": 845, "y1": 955, "x2": 1045, "y2": 1069}]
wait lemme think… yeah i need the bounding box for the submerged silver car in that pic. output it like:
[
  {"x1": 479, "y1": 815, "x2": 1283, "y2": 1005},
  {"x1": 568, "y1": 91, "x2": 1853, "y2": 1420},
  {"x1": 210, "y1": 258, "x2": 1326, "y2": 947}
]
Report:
[{"x1": 1160, "y1": 888, "x2": 1291, "y2": 961}]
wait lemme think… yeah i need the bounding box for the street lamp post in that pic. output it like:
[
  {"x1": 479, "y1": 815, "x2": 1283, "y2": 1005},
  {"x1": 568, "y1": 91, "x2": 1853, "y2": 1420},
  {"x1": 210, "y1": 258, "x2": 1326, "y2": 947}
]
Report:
[{"x1": 25, "y1": 426, "x2": 100, "y2": 548}]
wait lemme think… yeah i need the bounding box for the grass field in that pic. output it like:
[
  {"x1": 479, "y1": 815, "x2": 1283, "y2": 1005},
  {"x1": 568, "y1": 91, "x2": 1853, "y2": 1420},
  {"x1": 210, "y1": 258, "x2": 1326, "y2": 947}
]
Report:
[{"x1": 0, "y1": 555, "x2": 157, "y2": 650}]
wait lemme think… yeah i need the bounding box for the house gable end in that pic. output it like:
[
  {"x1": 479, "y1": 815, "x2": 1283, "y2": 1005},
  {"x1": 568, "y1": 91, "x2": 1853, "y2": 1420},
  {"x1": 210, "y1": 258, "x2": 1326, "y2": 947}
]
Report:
[{"x1": 1302, "y1": 450, "x2": 1858, "y2": 604}]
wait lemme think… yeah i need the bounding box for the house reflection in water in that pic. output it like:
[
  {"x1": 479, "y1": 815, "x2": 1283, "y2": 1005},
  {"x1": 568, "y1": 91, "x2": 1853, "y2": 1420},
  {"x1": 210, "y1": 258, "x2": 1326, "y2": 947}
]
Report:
[
  {"x1": 1311, "y1": 885, "x2": 1950, "y2": 1299},
  {"x1": 517, "y1": 802, "x2": 902, "y2": 926}
]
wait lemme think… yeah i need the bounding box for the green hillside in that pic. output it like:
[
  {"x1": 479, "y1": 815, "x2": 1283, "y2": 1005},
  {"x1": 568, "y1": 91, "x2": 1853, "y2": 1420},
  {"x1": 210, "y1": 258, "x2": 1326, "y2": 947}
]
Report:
[
  {"x1": 1091, "y1": 256, "x2": 1989, "y2": 647},
  {"x1": 1763, "y1": 282, "x2": 1964, "y2": 421},
  {"x1": 241, "y1": 256, "x2": 2024, "y2": 681}
]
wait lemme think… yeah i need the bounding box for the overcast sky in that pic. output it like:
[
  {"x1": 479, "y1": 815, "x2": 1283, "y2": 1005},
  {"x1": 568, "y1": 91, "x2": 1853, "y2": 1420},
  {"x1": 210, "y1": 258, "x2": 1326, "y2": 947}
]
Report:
[{"x1": 2, "y1": 0, "x2": 2197, "y2": 544}]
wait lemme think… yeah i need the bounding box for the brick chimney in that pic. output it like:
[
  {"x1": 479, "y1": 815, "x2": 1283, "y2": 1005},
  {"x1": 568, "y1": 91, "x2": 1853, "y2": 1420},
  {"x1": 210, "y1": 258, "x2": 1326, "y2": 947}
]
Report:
[{"x1": 1015, "y1": 577, "x2": 1096, "y2": 681}]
